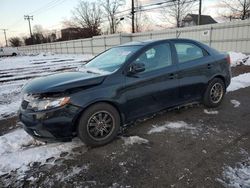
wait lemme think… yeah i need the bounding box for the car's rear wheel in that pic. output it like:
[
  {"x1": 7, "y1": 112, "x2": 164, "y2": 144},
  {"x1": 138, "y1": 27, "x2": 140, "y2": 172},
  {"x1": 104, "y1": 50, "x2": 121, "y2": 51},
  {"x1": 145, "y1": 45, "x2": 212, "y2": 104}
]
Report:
[
  {"x1": 203, "y1": 78, "x2": 225, "y2": 108},
  {"x1": 77, "y1": 102, "x2": 120, "y2": 147},
  {"x1": 12, "y1": 53, "x2": 17, "y2": 56}
]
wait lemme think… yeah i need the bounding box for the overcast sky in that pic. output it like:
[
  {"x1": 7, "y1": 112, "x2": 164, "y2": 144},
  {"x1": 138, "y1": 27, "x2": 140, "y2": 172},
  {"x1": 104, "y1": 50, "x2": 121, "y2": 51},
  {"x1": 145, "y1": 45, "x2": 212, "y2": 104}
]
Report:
[{"x1": 0, "y1": 0, "x2": 224, "y2": 46}]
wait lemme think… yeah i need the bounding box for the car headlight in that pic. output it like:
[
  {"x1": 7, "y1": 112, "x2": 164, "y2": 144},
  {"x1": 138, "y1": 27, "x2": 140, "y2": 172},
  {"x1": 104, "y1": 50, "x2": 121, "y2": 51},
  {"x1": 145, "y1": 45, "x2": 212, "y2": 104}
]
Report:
[{"x1": 26, "y1": 96, "x2": 70, "y2": 111}]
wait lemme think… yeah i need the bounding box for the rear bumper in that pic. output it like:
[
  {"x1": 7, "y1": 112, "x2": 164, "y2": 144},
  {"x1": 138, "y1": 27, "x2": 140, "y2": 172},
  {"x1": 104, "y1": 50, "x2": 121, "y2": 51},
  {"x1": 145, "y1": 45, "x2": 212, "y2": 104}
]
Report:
[{"x1": 18, "y1": 104, "x2": 82, "y2": 142}]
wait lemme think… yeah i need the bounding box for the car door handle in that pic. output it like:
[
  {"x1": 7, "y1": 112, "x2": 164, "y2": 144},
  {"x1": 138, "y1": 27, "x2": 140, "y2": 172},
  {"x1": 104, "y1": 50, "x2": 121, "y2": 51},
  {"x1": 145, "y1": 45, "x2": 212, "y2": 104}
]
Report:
[
  {"x1": 207, "y1": 64, "x2": 213, "y2": 69},
  {"x1": 168, "y1": 73, "x2": 178, "y2": 79}
]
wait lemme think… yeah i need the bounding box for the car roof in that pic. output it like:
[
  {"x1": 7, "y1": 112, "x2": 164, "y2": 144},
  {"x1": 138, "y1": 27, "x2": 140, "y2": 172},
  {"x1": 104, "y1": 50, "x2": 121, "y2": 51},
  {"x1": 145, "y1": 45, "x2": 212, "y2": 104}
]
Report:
[
  {"x1": 117, "y1": 38, "x2": 219, "y2": 56},
  {"x1": 118, "y1": 38, "x2": 200, "y2": 47}
]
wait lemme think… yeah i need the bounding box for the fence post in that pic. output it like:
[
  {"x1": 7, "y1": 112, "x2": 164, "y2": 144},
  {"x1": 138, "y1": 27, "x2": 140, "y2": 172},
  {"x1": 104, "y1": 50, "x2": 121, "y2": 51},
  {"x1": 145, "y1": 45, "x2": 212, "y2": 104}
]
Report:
[
  {"x1": 176, "y1": 30, "x2": 181, "y2": 38},
  {"x1": 59, "y1": 42, "x2": 62, "y2": 54},
  {"x1": 81, "y1": 40, "x2": 84, "y2": 54},
  {"x1": 119, "y1": 33, "x2": 122, "y2": 45},
  {"x1": 209, "y1": 26, "x2": 213, "y2": 47},
  {"x1": 66, "y1": 42, "x2": 69, "y2": 54},
  {"x1": 104, "y1": 36, "x2": 107, "y2": 50},
  {"x1": 73, "y1": 40, "x2": 76, "y2": 54},
  {"x1": 91, "y1": 38, "x2": 94, "y2": 55}
]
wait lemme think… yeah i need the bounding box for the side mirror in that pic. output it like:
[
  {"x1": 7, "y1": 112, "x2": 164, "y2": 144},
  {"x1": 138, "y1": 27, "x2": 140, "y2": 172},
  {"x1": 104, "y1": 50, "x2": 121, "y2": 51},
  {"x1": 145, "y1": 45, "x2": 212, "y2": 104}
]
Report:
[{"x1": 127, "y1": 62, "x2": 145, "y2": 75}]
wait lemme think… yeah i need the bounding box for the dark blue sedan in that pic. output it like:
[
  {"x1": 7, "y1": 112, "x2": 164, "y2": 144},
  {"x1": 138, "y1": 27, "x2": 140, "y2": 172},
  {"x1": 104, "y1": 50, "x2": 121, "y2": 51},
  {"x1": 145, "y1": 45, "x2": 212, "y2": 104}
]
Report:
[{"x1": 19, "y1": 39, "x2": 231, "y2": 146}]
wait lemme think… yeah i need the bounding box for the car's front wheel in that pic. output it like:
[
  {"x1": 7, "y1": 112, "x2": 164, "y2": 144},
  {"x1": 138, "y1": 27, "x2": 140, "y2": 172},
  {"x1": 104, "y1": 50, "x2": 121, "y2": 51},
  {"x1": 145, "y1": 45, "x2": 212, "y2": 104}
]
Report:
[
  {"x1": 77, "y1": 102, "x2": 120, "y2": 147},
  {"x1": 203, "y1": 78, "x2": 225, "y2": 108}
]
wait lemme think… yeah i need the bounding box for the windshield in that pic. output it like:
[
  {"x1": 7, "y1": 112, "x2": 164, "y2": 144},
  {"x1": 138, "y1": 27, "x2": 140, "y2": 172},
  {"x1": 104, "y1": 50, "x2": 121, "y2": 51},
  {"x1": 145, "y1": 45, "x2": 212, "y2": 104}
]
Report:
[{"x1": 85, "y1": 46, "x2": 141, "y2": 73}]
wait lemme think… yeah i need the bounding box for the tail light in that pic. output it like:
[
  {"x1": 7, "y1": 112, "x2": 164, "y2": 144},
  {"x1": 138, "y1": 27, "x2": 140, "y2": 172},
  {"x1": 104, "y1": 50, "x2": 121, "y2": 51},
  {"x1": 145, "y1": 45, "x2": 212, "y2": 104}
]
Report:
[{"x1": 226, "y1": 55, "x2": 231, "y2": 65}]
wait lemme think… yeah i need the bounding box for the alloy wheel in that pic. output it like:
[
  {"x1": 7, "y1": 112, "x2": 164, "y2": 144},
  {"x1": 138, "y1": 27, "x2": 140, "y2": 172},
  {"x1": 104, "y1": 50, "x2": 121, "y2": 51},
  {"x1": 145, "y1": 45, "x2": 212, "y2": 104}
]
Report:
[
  {"x1": 210, "y1": 83, "x2": 223, "y2": 104},
  {"x1": 87, "y1": 111, "x2": 115, "y2": 141}
]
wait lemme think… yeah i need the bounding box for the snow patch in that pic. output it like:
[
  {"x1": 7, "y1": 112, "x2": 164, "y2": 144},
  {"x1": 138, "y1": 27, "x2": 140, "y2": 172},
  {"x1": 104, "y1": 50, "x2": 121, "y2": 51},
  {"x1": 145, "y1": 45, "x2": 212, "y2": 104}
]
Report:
[
  {"x1": 228, "y1": 52, "x2": 250, "y2": 67},
  {"x1": 218, "y1": 162, "x2": 250, "y2": 188},
  {"x1": 231, "y1": 100, "x2": 241, "y2": 108},
  {"x1": 0, "y1": 128, "x2": 85, "y2": 176},
  {"x1": 122, "y1": 136, "x2": 149, "y2": 145},
  {"x1": 204, "y1": 109, "x2": 219, "y2": 115},
  {"x1": 148, "y1": 121, "x2": 195, "y2": 134},
  {"x1": 227, "y1": 73, "x2": 250, "y2": 92},
  {"x1": 0, "y1": 129, "x2": 38, "y2": 156},
  {"x1": 56, "y1": 165, "x2": 89, "y2": 181},
  {"x1": 0, "y1": 53, "x2": 92, "y2": 119}
]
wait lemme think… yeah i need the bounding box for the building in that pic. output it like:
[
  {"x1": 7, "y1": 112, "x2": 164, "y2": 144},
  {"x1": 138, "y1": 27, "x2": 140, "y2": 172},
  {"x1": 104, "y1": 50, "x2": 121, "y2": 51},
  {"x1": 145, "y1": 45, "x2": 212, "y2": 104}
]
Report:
[
  {"x1": 182, "y1": 14, "x2": 217, "y2": 27},
  {"x1": 61, "y1": 27, "x2": 84, "y2": 41},
  {"x1": 61, "y1": 27, "x2": 101, "y2": 41}
]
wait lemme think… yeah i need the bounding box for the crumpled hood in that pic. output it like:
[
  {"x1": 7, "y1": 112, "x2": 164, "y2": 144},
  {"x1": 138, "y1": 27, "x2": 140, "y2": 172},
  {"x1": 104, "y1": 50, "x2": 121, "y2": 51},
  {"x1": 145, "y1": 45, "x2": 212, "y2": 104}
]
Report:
[{"x1": 22, "y1": 71, "x2": 106, "y2": 94}]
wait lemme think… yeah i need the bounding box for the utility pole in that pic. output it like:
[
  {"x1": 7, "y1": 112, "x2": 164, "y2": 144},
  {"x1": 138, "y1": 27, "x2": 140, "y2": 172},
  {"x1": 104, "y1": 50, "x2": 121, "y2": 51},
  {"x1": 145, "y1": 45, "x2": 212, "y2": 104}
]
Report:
[
  {"x1": 24, "y1": 15, "x2": 33, "y2": 38},
  {"x1": 131, "y1": 0, "x2": 135, "y2": 33},
  {"x1": 1, "y1": 29, "x2": 8, "y2": 47},
  {"x1": 198, "y1": 0, "x2": 202, "y2": 25}
]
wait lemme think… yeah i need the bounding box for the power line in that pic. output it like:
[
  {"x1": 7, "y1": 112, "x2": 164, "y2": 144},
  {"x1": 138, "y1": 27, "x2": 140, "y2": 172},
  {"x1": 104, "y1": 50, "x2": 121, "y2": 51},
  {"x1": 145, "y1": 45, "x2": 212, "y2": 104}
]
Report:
[
  {"x1": 101, "y1": 0, "x2": 199, "y2": 29},
  {"x1": 29, "y1": 0, "x2": 63, "y2": 15},
  {"x1": 6, "y1": 0, "x2": 199, "y2": 39},
  {"x1": 7, "y1": 0, "x2": 68, "y2": 30},
  {"x1": 137, "y1": 0, "x2": 199, "y2": 13},
  {"x1": 32, "y1": 0, "x2": 69, "y2": 16}
]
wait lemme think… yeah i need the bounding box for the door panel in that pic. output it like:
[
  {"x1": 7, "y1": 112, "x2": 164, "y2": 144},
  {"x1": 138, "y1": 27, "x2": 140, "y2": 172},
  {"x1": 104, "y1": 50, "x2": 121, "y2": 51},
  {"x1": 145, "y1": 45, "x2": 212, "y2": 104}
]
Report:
[
  {"x1": 123, "y1": 42, "x2": 179, "y2": 121},
  {"x1": 124, "y1": 66, "x2": 179, "y2": 120},
  {"x1": 174, "y1": 42, "x2": 213, "y2": 101},
  {"x1": 177, "y1": 57, "x2": 213, "y2": 100}
]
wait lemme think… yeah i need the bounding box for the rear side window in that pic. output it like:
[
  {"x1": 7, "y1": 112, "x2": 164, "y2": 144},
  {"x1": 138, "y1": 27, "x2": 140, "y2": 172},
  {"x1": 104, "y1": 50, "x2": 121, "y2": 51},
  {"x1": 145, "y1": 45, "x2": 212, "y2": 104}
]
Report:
[{"x1": 174, "y1": 43, "x2": 205, "y2": 63}]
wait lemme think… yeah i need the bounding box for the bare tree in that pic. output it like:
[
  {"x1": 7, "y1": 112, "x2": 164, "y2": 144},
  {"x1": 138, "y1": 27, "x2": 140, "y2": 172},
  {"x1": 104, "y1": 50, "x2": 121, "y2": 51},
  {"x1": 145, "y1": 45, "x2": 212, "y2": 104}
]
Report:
[
  {"x1": 72, "y1": 0, "x2": 102, "y2": 36},
  {"x1": 161, "y1": 0, "x2": 197, "y2": 28},
  {"x1": 33, "y1": 25, "x2": 44, "y2": 34},
  {"x1": 222, "y1": 0, "x2": 250, "y2": 20},
  {"x1": 101, "y1": 0, "x2": 125, "y2": 34},
  {"x1": 9, "y1": 37, "x2": 23, "y2": 47}
]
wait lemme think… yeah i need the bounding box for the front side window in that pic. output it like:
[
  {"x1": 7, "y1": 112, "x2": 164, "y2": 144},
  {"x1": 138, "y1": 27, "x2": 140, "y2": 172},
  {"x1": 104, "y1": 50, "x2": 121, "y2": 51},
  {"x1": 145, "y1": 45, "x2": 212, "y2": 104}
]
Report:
[
  {"x1": 174, "y1": 43, "x2": 205, "y2": 63},
  {"x1": 135, "y1": 43, "x2": 172, "y2": 73},
  {"x1": 85, "y1": 46, "x2": 141, "y2": 73}
]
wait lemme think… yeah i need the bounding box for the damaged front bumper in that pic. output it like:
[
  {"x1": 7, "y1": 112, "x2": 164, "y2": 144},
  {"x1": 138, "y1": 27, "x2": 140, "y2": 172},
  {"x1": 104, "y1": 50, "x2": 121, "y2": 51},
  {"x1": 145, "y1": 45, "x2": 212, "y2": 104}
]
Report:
[{"x1": 18, "y1": 104, "x2": 82, "y2": 142}]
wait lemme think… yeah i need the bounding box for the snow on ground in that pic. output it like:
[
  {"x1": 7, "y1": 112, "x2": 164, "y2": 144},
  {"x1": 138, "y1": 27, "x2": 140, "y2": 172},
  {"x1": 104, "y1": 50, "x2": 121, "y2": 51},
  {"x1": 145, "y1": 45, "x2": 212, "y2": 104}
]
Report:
[
  {"x1": 217, "y1": 161, "x2": 250, "y2": 188},
  {"x1": 0, "y1": 128, "x2": 85, "y2": 176},
  {"x1": 231, "y1": 100, "x2": 241, "y2": 108},
  {"x1": 204, "y1": 109, "x2": 219, "y2": 115},
  {"x1": 54, "y1": 165, "x2": 89, "y2": 182},
  {"x1": 227, "y1": 73, "x2": 250, "y2": 92},
  {"x1": 122, "y1": 136, "x2": 149, "y2": 145},
  {"x1": 0, "y1": 53, "x2": 92, "y2": 119},
  {"x1": 226, "y1": 52, "x2": 250, "y2": 92},
  {"x1": 229, "y1": 52, "x2": 250, "y2": 67},
  {"x1": 148, "y1": 121, "x2": 195, "y2": 134}
]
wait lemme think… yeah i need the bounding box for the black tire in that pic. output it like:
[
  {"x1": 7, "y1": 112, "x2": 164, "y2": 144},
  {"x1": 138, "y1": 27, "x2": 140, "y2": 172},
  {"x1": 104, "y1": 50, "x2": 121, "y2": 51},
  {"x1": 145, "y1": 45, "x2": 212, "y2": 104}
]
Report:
[
  {"x1": 203, "y1": 78, "x2": 225, "y2": 108},
  {"x1": 12, "y1": 53, "x2": 17, "y2": 56},
  {"x1": 77, "y1": 102, "x2": 120, "y2": 147}
]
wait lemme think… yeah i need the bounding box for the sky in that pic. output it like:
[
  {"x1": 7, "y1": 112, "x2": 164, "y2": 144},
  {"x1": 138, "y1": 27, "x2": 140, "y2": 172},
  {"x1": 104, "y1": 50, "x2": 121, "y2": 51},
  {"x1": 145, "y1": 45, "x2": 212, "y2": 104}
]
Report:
[{"x1": 0, "y1": 0, "x2": 224, "y2": 46}]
